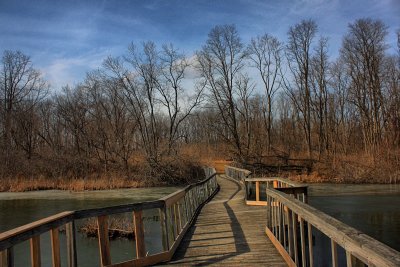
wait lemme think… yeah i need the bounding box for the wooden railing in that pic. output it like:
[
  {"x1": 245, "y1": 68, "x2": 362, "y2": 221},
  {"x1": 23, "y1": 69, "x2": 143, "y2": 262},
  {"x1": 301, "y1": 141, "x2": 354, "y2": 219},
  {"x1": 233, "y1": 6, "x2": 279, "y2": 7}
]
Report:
[
  {"x1": 224, "y1": 165, "x2": 306, "y2": 206},
  {"x1": 0, "y1": 167, "x2": 218, "y2": 267},
  {"x1": 224, "y1": 165, "x2": 400, "y2": 267},
  {"x1": 265, "y1": 187, "x2": 400, "y2": 267}
]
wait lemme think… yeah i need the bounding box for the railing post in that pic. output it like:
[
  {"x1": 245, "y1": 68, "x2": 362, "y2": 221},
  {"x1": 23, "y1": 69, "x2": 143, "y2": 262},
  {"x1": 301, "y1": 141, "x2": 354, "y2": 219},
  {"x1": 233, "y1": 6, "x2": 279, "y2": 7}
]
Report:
[
  {"x1": 308, "y1": 222, "x2": 313, "y2": 267},
  {"x1": 331, "y1": 240, "x2": 338, "y2": 267},
  {"x1": 287, "y1": 209, "x2": 294, "y2": 259},
  {"x1": 299, "y1": 217, "x2": 306, "y2": 267},
  {"x1": 160, "y1": 206, "x2": 170, "y2": 251},
  {"x1": 50, "y1": 228, "x2": 61, "y2": 267},
  {"x1": 255, "y1": 181, "x2": 260, "y2": 202},
  {"x1": 133, "y1": 210, "x2": 146, "y2": 259},
  {"x1": 0, "y1": 248, "x2": 13, "y2": 267},
  {"x1": 97, "y1": 215, "x2": 111, "y2": 266},
  {"x1": 66, "y1": 221, "x2": 77, "y2": 267},
  {"x1": 30, "y1": 235, "x2": 41, "y2": 267},
  {"x1": 292, "y1": 212, "x2": 299, "y2": 265}
]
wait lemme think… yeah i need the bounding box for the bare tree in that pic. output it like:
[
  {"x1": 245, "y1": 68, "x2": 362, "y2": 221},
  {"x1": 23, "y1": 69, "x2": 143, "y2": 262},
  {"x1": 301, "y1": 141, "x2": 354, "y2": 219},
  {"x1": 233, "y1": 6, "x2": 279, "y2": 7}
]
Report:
[
  {"x1": 158, "y1": 44, "x2": 204, "y2": 156},
  {"x1": 341, "y1": 18, "x2": 388, "y2": 154},
  {"x1": 310, "y1": 37, "x2": 330, "y2": 158},
  {"x1": 0, "y1": 50, "x2": 48, "y2": 171},
  {"x1": 248, "y1": 34, "x2": 283, "y2": 154},
  {"x1": 284, "y1": 19, "x2": 317, "y2": 158},
  {"x1": 197, "y1": 24, "x2": 247, "y2": 161}
]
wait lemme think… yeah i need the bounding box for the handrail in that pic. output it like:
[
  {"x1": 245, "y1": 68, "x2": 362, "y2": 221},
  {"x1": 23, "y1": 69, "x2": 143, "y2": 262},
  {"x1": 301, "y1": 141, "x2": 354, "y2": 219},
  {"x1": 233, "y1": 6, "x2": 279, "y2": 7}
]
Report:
[
  {"x1": 0, "y1": 167, "x2": 218, "y2": 267},
  {"x1": 225, "y1": 165, "x2": 307, "y2": 205},
  {"x1": 224, "y1": 164, "x2": 400, "y2": 267},
  {"x1": 265, "y1": 187, "x2": 400, "y2": 267}
]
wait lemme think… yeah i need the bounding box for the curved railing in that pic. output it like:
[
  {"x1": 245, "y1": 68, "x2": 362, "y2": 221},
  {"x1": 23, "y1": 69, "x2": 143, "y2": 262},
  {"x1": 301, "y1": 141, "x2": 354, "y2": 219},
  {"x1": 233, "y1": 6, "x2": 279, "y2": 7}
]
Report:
[
  {"x1": 224, "y1": 165, "x2": 400, "y2": 267},
  {"x1": 0, "y1": 167, "x2": 218, "y2": 267}
]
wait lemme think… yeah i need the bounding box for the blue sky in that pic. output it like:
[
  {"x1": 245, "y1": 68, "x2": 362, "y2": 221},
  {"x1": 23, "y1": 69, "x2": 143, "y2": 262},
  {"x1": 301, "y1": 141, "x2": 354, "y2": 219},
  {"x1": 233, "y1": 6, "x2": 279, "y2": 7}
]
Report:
[{"x1": 1, "y1": 0, "x2": 399, "y2": 90}]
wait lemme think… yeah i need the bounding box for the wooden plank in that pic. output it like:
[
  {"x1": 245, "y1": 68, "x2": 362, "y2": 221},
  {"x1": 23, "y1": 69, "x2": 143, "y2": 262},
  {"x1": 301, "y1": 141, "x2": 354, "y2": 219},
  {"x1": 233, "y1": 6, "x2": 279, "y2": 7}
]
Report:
[
  {"x1": 74, "y1": 200, "x2": 164, "y2": 220},
  {"x1": 308, "y1": 222, "x2": 313, "y2": 267},
  {"x1": 133, "y1": 210, "x2": 146, "y2": 259},
  {"x1": 245, "y1": 200, "x2": 268, "y2": 206},
  {"x1": 265, "y1": 188, "x2": 400, "y2": 267},
  {"x1": 0, "y1": 248, "x2": 13, "y2": 267},
  {"x1": 346, "y1": 251, "x2": 354, "y2": 267},
  {"x1": 97, "y1": 215, "x2": 111, "y2": 266},
  {"x1": 50, "y1": 228, "x2": 61, "y2": 267},
  {"x1": 0, "y1": 211, "x2": 74, "y2": 251},
  {"x1": 66, "y1": 221, "x2": 77, "y2": 267},
  {"x1": 107, "y1": 251, "x2": 170, "y2": 267},
  {"x1": 299, "y1": 217, "x2": 306, "y2": 267},
  {"x1": 331, "y1": 240, "x2": 338, "y2": 267},
  {"x1": 30, "y1": 235, "x2": 41, "y2": 267},
  {"x1": 292, "y1": 212, "x2": 299, "y2": 265},
  {"x1": 265, "y1": 227, "x2": 296, "y2": 267},
  {"x1": 161, "y1": 189, "x2": 186, "y2": 208},
  {"x1": 287, "y1": 209, "x2": 294, "y2": 258},
  {"x1": 255, "y1": 181, "x2": 260, "y2": 202},
  {"x1": 159, "y1": 207, "x2": 169, "y2": 251}
]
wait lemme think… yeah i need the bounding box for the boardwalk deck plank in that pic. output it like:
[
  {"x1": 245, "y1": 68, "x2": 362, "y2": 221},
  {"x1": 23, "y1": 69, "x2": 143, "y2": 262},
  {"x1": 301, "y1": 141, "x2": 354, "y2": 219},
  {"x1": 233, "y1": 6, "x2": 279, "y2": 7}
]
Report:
[{"x1": 162, "y1": 175, "x2": 286, "y2": 266}]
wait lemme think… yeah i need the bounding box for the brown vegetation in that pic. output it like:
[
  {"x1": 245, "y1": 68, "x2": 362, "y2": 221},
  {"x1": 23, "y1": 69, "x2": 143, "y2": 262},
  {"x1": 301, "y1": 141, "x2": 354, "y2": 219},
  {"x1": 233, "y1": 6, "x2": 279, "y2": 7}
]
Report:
[
  {"x1": 79, "y1": 217, "x2": 135, "y2": 239},
  {"x1": 1, "y1": 19, "x2": 399, "y2": 188}
]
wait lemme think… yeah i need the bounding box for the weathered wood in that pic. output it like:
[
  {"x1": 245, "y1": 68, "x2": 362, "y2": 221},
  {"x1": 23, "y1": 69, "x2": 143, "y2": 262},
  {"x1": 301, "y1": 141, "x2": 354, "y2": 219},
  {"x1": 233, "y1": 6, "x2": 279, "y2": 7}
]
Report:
[
  {"x1": 97, "y1": 215, "x2": 111, "y2": 266},
  {"x1": 66, "y1": 221, "x2": 77, "y2": 267},
  {"x1": 167, "y1": 176, "x2": 286, "y2": 266},
  {"x1": 308, "y1": 222, "x2": 314, "y2": 267},
  {"x1": 0, "y1": 211, "x2": 74, "y2": 251},
  {"x1": 292, "y1": 212, "x2": 299, "y2": 265},
  {"x1": 265, "y1": 187, "x2": 400, "y2": 267},
  {"x1": 265, "y1": 227, "x2": 296, "y2": 267},
  {"x1": 0, "y1": 248, "x2": 13, "y2": 267},
  {"x1": 255, "y1": 181, "x2": 260, "y2": 201},
  {"x1": 50, "y1": 228, "x2": 61, "y2": 267},
  {"x1": 159, "y1": 207, "x2": 169, "y2": 251},
  {"x1": 74, "y1": 200, "x2": 164, "y2": 220},
  {"x1": 299, "y1": 217, "x2": 306, "y2": 267},
  {"x1": 30, "y1": 235, "x2": 41, "y2": 267},
  {"x1": 331, "y1": 240, "x2": 338, "y2": 267},
  {"x1": 133, "y1": 210, "x2": 146, "y2": 259}
]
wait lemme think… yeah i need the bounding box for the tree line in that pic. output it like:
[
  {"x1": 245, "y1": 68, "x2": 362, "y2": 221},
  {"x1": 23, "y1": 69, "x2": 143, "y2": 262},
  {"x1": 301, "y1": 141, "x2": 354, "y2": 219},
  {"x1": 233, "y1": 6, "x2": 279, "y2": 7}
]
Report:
[{"x1": 1, "y1": 18, "x2": 399, "y2": 182}]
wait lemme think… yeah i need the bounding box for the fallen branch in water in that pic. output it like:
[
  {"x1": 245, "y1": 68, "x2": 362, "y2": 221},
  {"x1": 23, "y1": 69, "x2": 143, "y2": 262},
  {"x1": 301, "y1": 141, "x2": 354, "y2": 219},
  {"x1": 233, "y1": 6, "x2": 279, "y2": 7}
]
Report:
[{"x1": 79, "y1": 217, "x2": 135, "y2": 239}]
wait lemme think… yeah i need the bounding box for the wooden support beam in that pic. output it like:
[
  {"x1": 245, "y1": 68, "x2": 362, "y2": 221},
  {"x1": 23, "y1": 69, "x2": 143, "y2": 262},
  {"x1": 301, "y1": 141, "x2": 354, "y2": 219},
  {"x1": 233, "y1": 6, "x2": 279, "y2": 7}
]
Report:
[
  {"x1": 133, "y1": 210, "x2": 146, "y2": 259},
  {"x1": 299, "y1": 217, "x2": 306, "y2": 267},
  {"x1": 0, "y1": 248, "x2": 13, "y2": 267},
  {"x1": 66, "y1": 221, "x2": 77, "y2": 267},
  {"x1": 308, "y1": 222, "x2": 313, "y2": 267},
  {"x1": 159, "y1": 207, "x2": 169, "y2": 251},
  {"x1": 30, "y1": 235, "x2": 41, "y2": 267},
  {"x1": 50, "y1": 228, "x2": 61, "y2": 267},
  {"x1": 331, "y1": 240, "x2": 338, "y2": 267},
  {"x1": 97, "y1": 215, "x2": 111, "y2": 266},
  {"x1": 255, "y1": 181, "x2": 260, "y2": 202}
]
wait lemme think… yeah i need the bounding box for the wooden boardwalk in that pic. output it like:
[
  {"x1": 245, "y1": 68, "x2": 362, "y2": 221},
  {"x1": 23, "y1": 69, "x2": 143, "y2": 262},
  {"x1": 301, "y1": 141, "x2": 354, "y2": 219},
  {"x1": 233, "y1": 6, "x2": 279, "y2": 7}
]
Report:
[{"x1": 162, "y1": 175, "x2": 286, "y2": 266}]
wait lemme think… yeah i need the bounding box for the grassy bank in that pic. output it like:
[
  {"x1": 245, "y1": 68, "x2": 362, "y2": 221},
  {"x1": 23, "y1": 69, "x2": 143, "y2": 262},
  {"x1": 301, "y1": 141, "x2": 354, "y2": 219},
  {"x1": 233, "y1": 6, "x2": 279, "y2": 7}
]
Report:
[{"x1": 0, "y1": 176, "x2": 161, "y2": 192}]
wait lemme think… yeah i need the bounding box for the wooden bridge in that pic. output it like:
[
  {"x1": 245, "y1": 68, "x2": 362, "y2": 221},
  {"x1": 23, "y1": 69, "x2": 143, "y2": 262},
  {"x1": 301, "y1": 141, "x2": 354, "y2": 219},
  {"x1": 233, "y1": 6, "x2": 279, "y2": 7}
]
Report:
[{"x1": 1, "y1": 166, "x2": 400, "y2": 267}]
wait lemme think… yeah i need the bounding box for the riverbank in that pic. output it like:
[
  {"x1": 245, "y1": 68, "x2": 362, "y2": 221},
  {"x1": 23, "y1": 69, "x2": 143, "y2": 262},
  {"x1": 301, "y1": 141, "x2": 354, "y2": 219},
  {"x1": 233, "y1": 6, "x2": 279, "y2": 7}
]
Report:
[{"x1": 0, "y1": 176, "x2": 163, "y2": 192}]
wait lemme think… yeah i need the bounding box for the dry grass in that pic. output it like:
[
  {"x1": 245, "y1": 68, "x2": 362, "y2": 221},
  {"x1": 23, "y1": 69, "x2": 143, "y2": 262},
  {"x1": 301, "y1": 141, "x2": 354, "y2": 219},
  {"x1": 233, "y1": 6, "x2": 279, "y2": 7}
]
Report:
[
  {"x1": 287, "y1": 150, "x2": 400, "y2": 184},
  {"x1": 0, "y1": 175, "x2": 154, "y2": 192},
  {"x1": 80, "y1": 217, "x2": 134, "y2": 239}
]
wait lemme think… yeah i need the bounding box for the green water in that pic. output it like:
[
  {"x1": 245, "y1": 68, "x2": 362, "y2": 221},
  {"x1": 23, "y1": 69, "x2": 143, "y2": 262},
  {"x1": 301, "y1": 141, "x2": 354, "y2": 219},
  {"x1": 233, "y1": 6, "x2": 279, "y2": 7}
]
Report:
[
  {"x1": 0, "y1": 187, "x2": 180, "y2": 266},
  {"x1": 1, "y1": 184, "x2": 399, "y2": 266},
  {"x1": 308, "y1": 183, "x2": 400, "y2": 266}
]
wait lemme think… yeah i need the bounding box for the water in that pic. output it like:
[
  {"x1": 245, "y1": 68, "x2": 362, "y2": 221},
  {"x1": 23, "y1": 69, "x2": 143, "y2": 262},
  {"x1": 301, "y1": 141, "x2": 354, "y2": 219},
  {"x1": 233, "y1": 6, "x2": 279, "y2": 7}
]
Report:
[
  {"x1": 308, "y1": 183, "x2": 400, "y2": 266},
  {"x1": 1, "y1": 184, "x2": 399, "y2": 266},
  {"x1": 0, "y1": 187, "x2": 180, "y2": 266}
]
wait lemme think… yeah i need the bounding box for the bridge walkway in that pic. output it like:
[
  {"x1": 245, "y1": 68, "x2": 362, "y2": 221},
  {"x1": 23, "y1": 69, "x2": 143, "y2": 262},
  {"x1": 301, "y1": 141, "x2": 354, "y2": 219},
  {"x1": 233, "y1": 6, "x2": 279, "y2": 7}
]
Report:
[{"x1": 162, "y1": 175, "x2": 286, "y2": 266}]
